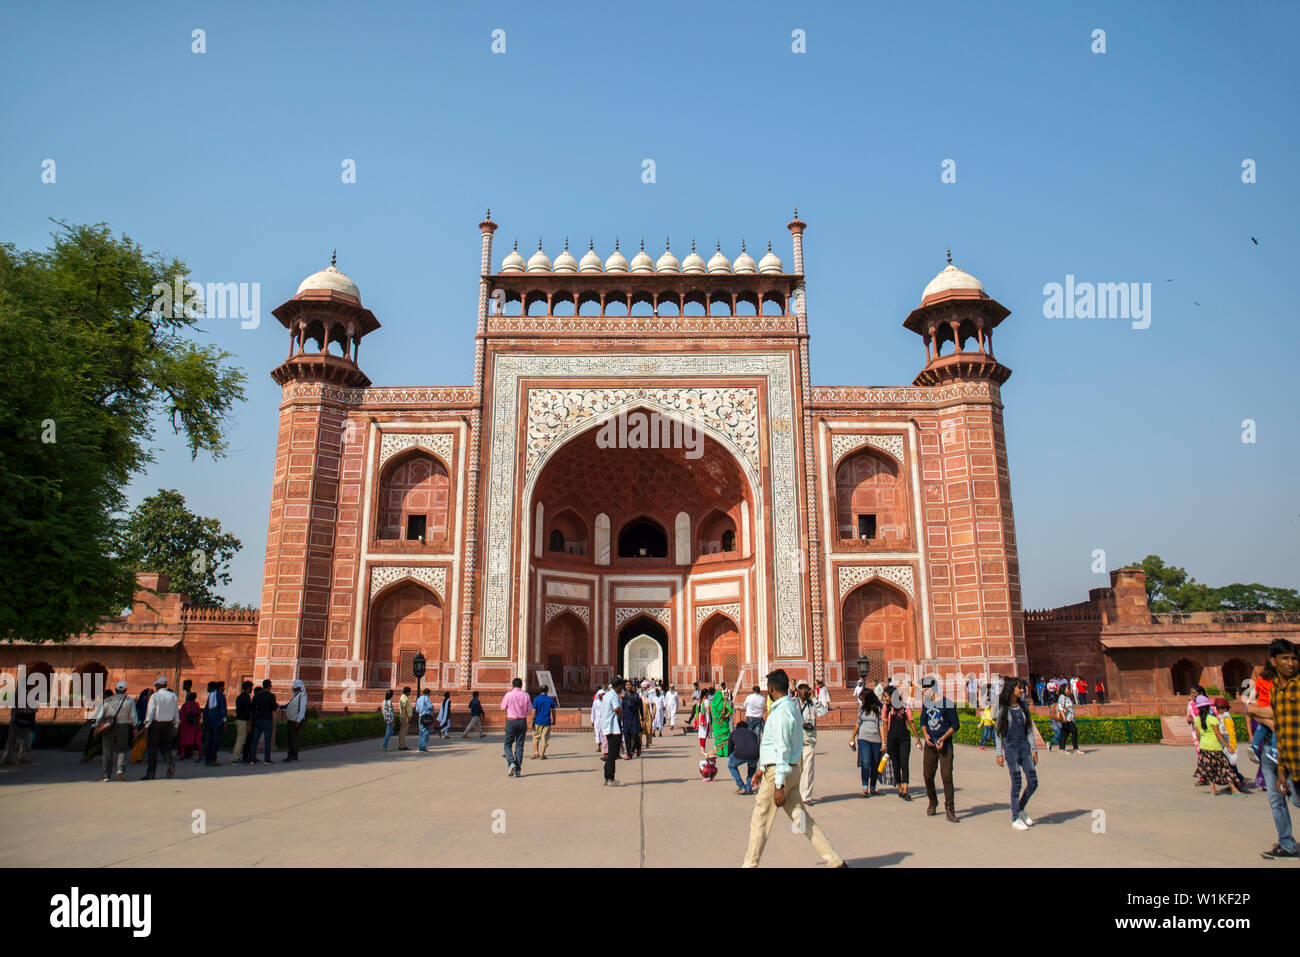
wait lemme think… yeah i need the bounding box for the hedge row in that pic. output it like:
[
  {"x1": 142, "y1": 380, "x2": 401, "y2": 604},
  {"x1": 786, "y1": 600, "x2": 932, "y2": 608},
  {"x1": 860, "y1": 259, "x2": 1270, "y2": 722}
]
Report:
[
  {"x1": 908, "y1": 713, "x2": 1166, "y2": 745},
  {"x1": 218, "y1": 713, "x2": 386, "y2": 750},
  {"x1": 0, "y1": 722, "x2": 83, "y2": 749},
  {"x1": 2, "y1": 714, "x2": 386, "y2": 752}
]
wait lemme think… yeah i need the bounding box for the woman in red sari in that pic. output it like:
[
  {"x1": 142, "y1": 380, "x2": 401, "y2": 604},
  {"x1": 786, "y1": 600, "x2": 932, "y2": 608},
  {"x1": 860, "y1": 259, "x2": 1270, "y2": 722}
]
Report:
[{"x1": 177, "y1": 691, "x2": 203, "y2": 759}]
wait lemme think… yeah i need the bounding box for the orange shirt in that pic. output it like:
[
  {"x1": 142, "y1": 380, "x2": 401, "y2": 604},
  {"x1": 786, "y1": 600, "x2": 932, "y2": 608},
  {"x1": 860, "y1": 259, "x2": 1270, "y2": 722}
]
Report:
[{"x1": 1257, "y1": 677, "x2": 1274, "y2": 709}]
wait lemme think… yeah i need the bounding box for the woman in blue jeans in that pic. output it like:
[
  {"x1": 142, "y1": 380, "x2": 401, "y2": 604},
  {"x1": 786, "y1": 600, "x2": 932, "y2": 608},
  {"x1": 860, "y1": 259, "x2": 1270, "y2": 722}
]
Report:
[
  {"x1": 851, "y1": 690, "x2": 884, "y2": 797},
  {"x1": 995, "y1": 678, "x2": 1039, "y2": 830}
]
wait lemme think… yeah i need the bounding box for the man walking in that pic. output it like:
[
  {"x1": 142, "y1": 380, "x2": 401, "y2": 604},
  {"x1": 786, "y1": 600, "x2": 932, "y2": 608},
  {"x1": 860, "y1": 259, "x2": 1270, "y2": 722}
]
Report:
[
  {"x1": 1255, "y1": 638, "x2": 1300, "y2": 859},
  {"x1": 283, "y1": 679, "x2": 307, "y2": 761},
  {"x1": 743, "y1": 684, "x2": 766, "y2": 739},
  {"x1": 664, "y1": 684, "x2": 678, "y2": 731},
  {"x1": 463, "y1": 690, "x2": 486, "y2": 738},
  {"x1": 143, "y1": 677, "x2": 180, "y2": 780},
  {"x1": 742, "y1": 670, "x2": 846, "y2": 868},
  {"x1": 531, "y1": 684, "x2": 555, "y2": 759},
  {"x1": 796, "y1": 680, "x2": 829, "y2": 804},
  {"x1": 203, "y1": 680, "x2": 228, "y2": 766},
  {"x1": 231, "y1": 680, "x2": 253, "y2": 765},
  {"x1": 397, "y1": 686, "x2": 413, "y2": 750},
  {"x1": 94, "y1": 681, "x2": 136, "y2": 781},
  {"x1": 920, "y1": 676, "x2": 961, "y2": 822},
  {"x1": 622, "y1": 682, "x2": 643, "y2": 758},
  {"x1": 500, "y1": 677, "x2": 531, "y2": 777},
  {"x1": 599, "y1": 679, "x2": 624, "y2": 785}
]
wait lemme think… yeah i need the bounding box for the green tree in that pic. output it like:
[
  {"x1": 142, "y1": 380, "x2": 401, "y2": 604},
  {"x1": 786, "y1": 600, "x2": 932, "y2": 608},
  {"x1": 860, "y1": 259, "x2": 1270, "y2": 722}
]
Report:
[
  {"x1": 119, "y1": 489, "x2": 242, "y2": 607},
  {"x1": 0, "y1": 222, "x2": 245, "y2": 641},
  {"x1": 1125, "y1": 555, "x2": 1300, "y2": 612}
]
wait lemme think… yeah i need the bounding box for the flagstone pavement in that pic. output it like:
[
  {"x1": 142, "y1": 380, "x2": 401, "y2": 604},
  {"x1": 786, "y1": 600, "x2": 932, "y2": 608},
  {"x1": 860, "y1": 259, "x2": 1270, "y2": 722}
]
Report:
[{"x1": 0, "y1": 730, "x2": 1289, "y2": 867}]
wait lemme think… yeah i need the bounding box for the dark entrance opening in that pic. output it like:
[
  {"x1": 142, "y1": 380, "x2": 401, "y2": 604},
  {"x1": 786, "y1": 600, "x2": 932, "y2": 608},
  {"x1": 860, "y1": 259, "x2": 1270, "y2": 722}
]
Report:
[
  {"x1": 616, "y1": 617, "x2": 668, "y2": 681},
  {"x1": 618, "y1": 519, "x2": 668, "y2": 559}
]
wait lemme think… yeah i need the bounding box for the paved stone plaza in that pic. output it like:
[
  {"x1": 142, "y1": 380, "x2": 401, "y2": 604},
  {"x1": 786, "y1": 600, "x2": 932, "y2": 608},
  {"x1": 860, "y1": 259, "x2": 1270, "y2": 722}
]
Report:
[{"x1": 0, "y1": 733, "x2": 1289, "y2": 868}]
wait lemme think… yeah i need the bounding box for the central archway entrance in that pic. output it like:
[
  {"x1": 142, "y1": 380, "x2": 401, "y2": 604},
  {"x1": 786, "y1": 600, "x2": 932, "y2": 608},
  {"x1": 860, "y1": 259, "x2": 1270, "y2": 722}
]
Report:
[{"x1": 618, "y1": 617, "x2": 668, "y2": 682}]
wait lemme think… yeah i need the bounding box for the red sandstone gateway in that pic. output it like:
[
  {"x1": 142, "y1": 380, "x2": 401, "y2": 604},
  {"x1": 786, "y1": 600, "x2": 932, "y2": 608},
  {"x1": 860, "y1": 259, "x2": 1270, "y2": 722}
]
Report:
[{"x1": 255, "y1": 212, "x2": 1025, "y2": 715}]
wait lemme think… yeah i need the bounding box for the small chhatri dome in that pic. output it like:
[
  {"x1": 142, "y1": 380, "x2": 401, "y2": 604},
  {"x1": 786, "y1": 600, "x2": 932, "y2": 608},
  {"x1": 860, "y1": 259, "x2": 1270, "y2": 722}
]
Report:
[
  {"x1": 553, "y1": 237, "x2": 578, "y2": 274},
  {"x1": 920, "y1": 250, "x2": 986, "y2": 304},
  {"x1": 526, "y1": 238, "x2": 553, "y2": 273},
  {"x1": 500, "y1": 237, "x2": 526, "y2": 273},
  {"x1": 296, "y1": 252, "x2": 362, "y2": 304},
  {"x1": 579, "y1": 237, "x2": 602, "y2": 273},
  {"x1": 655, "y1": 236, "x2": 681, "y2": 274},
  {"x1": 706, "y1": 240, "x2": 732, "y2": 275},
  {"x1": 605, "y1": 237, "x2": 630, "y2": 274},
  {"x1": 681, "y1": 237, "x2": 706, "y2": 275},
  {"x1": 758, "y1": 239, "x2": 783, "y2": 275},
  {"x1": 733, "y1": 239, "x2": 757, "y2": 275},
  {"x1": 630, "y1": 237, "x2": 655, "y2": 274}
]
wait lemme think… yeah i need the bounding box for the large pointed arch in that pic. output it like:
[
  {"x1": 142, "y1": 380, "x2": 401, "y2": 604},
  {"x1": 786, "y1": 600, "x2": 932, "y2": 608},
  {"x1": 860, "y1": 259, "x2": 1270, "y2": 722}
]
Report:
[
  {"x1": 366, "y1": 578, "x2": 444, "y2": 689},
  {"x1": 839, "y1": 577, "x2": 916, "y2": 688}
]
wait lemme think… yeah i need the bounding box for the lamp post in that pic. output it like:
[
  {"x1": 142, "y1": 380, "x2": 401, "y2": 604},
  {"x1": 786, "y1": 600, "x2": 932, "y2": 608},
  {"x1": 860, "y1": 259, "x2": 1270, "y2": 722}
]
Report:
[
  {"x1": 412, "y1": 652, "x2": 427, "y2": 698},
  {"x1": 856, "y1": 654, "x2": 870, "y2": 688}
]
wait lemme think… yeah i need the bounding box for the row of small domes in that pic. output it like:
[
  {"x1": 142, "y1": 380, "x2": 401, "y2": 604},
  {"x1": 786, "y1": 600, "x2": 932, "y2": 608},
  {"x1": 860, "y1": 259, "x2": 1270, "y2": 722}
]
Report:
[{"x1": 500, "y1": 238, "x2": 784, "y2": 276}]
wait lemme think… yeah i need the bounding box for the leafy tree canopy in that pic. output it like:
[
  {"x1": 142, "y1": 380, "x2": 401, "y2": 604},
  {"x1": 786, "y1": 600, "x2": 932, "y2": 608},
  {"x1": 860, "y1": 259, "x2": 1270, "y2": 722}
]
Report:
[
  {"x1": 1124, "y1": 555, "x2": 1300, "y2": 613},
  {"x1": 119, "y1": 489, "x2": 242, "y2": 607},
  {"x1": 0, "y1": 222, "x2": 245, "y2": 642}
]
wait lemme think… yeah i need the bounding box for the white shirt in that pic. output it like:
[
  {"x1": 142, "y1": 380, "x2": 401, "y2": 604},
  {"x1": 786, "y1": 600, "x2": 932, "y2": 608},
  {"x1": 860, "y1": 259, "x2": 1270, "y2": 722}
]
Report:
[
  {"x1": 743, "y1": 693, "x2": 765, "y2": 718},
  {"x1": 665, "y1": 691, "x2": 678, "y2": 711},
  {"x1": 817, "y1": 686, "x2": 831, "y2": 709},
  {"x1": 146, "y1": 688, "x2": 180, "y2": 728},
  {"x1": 285, "y1": 689, "x2": 307, "y2": 722},
  {"x1": 853, "y1": 682, "x2": 864, "y2": 702}
]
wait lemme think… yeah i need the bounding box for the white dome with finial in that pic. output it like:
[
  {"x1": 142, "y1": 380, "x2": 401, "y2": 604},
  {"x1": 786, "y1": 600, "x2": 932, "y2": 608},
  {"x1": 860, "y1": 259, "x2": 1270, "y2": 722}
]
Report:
[
  {"x1": 579, "y1": 239, "x2": 602, "y2": 274},
  {"x1": 656, "y1": 237, "x2": 680, "y2": 274},
  {"x1": 921, "y1": 250, "x2": 985, "y2": 303},
  {"x1": 605, "y1": 239, "x2": 629, "y2": 274},
  {"x1": 630, "y1": 238, "x2": 655, "y2": 274},
  {"x1": 706, "y1": 241, "x2": 732, "y2": 275},
  {"x1": 681, "y1": 238, "x2": 706, "y2": 275},
  {"x1": 758, "y1": 240, "x2": 783, "y2": 275},
  {"x1": 553, "y1": 238, "x2": 578, "y2": 274},
  {"x1": 500, "y1": 238, "x2": 526, "y2": 273},
  {"x1": 526, "y1": 239, "x2": 552, "y2": 273},
  {"x1": 733, "y1": 240, "x2": 757, "y2": 275},
  {"x1": 296, "y1": 250, "x2": 361, "y2": 303}
]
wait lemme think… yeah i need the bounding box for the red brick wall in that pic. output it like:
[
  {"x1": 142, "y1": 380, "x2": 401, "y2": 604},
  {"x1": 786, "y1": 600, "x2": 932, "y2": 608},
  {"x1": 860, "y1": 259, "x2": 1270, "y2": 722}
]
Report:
[{"x1": 915, "y1": 394, "x2": 1023, "y2": 676}]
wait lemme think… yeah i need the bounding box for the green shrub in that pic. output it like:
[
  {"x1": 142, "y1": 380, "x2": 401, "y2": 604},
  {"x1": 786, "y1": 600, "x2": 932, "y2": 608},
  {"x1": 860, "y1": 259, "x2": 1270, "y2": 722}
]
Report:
[
  {"x1": 218, "y1": 713, "x2": 385, "y2": 750},
  {"x1": 0, "y1": 721, "x2": 85, "y2": 749}
]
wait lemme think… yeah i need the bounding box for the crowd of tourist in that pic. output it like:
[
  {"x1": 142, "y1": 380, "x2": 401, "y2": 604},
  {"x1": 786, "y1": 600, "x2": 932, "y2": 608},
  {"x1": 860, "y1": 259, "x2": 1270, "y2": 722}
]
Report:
[
  {"x1": 9, "y1": 636, "x2": 1300, "y2": 867},
  {"x1": 21, "y1": 675, "x2": 314, "y2": 781}
]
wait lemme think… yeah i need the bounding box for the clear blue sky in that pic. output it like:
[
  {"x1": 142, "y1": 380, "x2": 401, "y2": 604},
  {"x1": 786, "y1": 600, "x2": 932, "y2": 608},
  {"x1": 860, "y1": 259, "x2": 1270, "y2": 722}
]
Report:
[{"x1": 3, "y1": 1, "x2": 1296, "y2": 609}]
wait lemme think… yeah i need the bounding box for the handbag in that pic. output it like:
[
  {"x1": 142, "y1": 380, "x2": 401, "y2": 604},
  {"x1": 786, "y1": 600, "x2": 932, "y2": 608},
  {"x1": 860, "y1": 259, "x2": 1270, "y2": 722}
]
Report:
[
  {"x1": 94, "y1": 697, "x2": 127, "y2": 738},
  {"x1": 419, "y1": 711, "x2": 435, "y2": 728}
]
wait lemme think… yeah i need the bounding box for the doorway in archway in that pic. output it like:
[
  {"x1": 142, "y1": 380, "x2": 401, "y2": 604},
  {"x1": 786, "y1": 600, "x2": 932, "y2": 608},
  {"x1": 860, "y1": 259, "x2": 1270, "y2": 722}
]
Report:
[{"x1": 617, "y1": 617, "x2": 668, "y2": 682}]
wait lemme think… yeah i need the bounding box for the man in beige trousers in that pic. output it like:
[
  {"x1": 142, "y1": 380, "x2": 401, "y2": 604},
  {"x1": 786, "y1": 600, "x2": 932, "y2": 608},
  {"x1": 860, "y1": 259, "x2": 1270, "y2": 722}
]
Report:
[{"x1": 743, "y1": 669, "x2": 847, "y2": 868}]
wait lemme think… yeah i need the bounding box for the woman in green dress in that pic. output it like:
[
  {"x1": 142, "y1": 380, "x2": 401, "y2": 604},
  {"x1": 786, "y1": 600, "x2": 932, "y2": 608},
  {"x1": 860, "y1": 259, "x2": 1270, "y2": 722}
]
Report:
[{"x1": 711, "y1": 685, "x2": 733, "y2": 759}]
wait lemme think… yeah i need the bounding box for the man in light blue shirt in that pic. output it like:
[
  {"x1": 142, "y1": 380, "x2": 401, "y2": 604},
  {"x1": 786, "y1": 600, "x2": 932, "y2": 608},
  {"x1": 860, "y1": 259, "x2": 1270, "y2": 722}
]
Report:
[
  {"x1": 743, "y1": 669, "x2": 846, "y2": 868},
  {"x1": 598, "y1": 679, "x2": 625, "y2": 786}
]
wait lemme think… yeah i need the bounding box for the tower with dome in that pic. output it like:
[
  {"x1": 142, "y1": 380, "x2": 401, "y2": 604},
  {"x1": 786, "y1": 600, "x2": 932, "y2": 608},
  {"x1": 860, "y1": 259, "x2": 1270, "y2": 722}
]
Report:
[{"x1": 254, "y1": 213, "x2": 1024, "y2": 712}]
